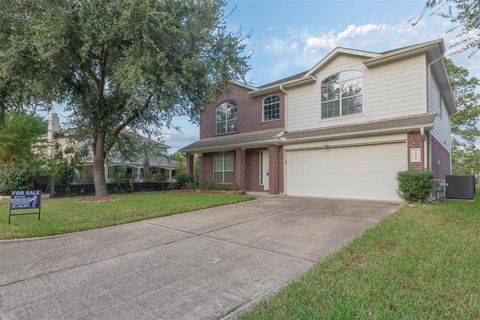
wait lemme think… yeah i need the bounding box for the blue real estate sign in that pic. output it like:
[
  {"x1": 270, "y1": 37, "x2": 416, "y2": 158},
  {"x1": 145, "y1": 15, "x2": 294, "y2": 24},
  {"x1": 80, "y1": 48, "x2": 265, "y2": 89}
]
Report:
[
  {"x1": 11, "y1": 190, "x2": 42, "y2": 209},
  {"x1": 8, "y1": 190, "x2": 42, "y2": 224}
]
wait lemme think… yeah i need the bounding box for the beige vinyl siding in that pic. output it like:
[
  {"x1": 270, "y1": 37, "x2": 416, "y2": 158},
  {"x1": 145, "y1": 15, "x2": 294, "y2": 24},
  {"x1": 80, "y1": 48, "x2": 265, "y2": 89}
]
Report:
[
  {"x1": 428, "y1": 74, "x2": 451, "y2": 151},
  {"x1": 287, "y1": 54, "x2": 428, "y2": 131}
]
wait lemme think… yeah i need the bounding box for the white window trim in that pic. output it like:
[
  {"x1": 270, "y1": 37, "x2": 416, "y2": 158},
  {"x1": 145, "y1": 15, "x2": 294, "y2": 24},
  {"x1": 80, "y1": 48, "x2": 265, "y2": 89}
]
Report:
[
  {"x1": 262, "y1": 95, "x2": 281, "y2": 122},
  {"x1": 215, "y1": 102, "x2": 237, "y2": 135},
  {"x1": 320, "y1": 71, "x2": 363, "y2": 119},
  {"x1": 213, "y1": 153, "x2": 234, "y2": 184}
]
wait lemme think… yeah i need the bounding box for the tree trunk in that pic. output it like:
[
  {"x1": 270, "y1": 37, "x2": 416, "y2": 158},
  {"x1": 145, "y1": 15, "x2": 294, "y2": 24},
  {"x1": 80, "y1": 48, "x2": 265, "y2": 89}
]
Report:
[
  {"x1": 93, "y1": 130, "x2": 108, "y2": 198},
  {"x1": 143, "y1": 159, "x2": 150, "y2": 180}
]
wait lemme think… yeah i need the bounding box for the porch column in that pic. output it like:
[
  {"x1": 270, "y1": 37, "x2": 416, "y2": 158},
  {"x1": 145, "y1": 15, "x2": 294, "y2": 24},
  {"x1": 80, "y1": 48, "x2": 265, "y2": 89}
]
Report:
[
  {"x1": 268, "y1": 145, "x2": 280, "y2": 194},
  {"x1": 185, "y1": 153, "x2": 194, "y2": 177},
  {"x1": 235, "y1": 148, "x2": 246, "y2": 191}
]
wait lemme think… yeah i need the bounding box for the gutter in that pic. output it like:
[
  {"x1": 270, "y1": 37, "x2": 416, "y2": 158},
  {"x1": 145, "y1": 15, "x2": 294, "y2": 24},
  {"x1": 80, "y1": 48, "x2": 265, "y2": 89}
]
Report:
[{"x1": 248, "y1": 76, "x2": 316, "y2": 97}]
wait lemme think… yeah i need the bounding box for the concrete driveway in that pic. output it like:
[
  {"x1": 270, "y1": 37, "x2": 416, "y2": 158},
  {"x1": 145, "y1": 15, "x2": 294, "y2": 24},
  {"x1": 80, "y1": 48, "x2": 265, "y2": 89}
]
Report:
[{"x1": 0, "y1": 196, "x2": 400, "y2": 320}]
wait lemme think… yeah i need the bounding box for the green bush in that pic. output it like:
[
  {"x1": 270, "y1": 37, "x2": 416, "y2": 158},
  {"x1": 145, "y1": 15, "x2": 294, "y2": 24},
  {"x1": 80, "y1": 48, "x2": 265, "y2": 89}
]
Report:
[
  {"x1": 397, "y1": 170, "x2": 433, "y2": 202},
  {"x1": 184, "y1": 181, "x2": 199, "y2": 190},
  {"x1": 199, "y1": 182, "x2": 237, "y2": 191},
  {"x1": 53, "y1": 163, "x2": 77, "y2": 185},
  {"x1": 169, "y1": 173, "x2": 194, "y2": 190},
  {"x1": 0, "y1": 167, "x2": 34, "y2": 194}
]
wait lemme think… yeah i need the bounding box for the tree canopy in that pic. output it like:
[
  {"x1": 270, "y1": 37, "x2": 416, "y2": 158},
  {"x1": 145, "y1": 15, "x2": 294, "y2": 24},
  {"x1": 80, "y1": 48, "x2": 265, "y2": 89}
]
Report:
[
  {"x1": 445, "y1": 59, "x2": 480, "y2": 174},
  {"x1": 0, "y1": 0, "x2": 249, "y2": 196},
  {"x1": 414, "y1": 0, "x2": 480, "y2": 56},
  {"x1": 0, "y1": 111, "x2": 46, "y2": 170}
]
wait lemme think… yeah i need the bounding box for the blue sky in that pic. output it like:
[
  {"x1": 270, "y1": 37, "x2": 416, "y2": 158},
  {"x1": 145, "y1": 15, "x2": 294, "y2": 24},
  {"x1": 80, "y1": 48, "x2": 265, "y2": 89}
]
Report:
[{"x1": 55, "y1": 0, "x2": 480, "y2": 152}]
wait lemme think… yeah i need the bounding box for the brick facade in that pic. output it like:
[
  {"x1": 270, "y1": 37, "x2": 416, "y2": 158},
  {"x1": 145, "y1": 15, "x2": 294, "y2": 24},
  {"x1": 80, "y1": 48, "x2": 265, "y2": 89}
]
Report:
[
  {"x1": 268, "y1": 145, "x2": 281, "y2": 194},
  {"x1": 431, "y1": 136, "x2": 451, "y2": 179},
  {"x1": 185, "y1": 153, "x2": 194, "y2": 176},
  {"x1": 198, "y1": 147, "x2": 283, "y2": 194},
  {"x1": 200, "y1": 84, "x2": 285, "y2": 139},
  {"x1": 407, "y1": 132, "x2": 425, "y2": 171},
  {"x1": 245, "y1": 148, "x2": 265, "y2": 192},
  {"x1": 235, "y1": 148, "x2": 246, "y2": 190},
  {"x1": 199, "y1": 153, "x2": 213, "y2": 184}
]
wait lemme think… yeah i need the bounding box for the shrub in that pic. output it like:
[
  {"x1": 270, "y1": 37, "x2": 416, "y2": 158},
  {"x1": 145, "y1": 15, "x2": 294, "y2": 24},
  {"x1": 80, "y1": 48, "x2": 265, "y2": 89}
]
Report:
[
  {"x1": 0, "y1": 167, "x2": 35, "y2": 194},
  {"x1": 53, "y1": 163, "x2": 77, "y2": 185},
  {"x1": 169, "y1": 173, "x2": 194, "y2": 190},
  {"x1": 397, "y1": 170, "x2": 433, "y2": 202},
  {"x1": 199, "y1": 182, "x2": 237, "y2": 191},
  {"x1": 184, "y1": 181, "x2": 199, "y2": 190}
]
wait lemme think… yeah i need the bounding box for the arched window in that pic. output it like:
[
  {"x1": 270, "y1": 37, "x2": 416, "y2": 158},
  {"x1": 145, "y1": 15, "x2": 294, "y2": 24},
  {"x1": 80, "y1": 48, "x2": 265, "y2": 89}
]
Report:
[
  {"x1": 216, "y1": 101, "x2": 237, "y2": 135},
  {"x1": 263, "y1": 95, "x2": 280, "y2": 121},
  {"x1": 321, "y1": 71, "x2": 362, "y2": 119}
]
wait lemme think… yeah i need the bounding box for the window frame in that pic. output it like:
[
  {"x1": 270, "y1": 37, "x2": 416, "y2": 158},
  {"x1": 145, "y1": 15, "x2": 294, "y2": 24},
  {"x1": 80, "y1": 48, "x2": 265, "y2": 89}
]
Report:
[
  {"x1": 213, "y1": 153, "x2": 235, "y2": 184},
  {"x1": 262, "y1": 95, "x2": 281, "y2": 122},
  {"x1": 320, "y1": 70, "x2": 363, "y2": 119},
  {"x1": 215, "y1": 101, "x2": 237, "y2": 135}
]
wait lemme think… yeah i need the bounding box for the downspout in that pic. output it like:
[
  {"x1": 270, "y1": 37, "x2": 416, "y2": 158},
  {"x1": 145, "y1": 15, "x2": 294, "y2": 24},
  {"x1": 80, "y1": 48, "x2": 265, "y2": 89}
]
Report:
[
  {"x1": 279, "y1": 85, "x2": 287, "y2": 195},
  {"x1": 420, "y1": 126, "x2": 428, "y2": 170}
]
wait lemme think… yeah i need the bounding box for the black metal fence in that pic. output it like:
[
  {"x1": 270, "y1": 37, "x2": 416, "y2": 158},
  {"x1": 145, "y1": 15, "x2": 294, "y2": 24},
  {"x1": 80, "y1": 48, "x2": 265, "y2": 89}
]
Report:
[{"x1": 53, "y1": 181, "x2": 170, "y2": 197}]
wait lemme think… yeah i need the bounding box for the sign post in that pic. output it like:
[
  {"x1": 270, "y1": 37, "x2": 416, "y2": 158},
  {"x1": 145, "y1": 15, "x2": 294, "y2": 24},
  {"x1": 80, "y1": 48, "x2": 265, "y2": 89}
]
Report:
[{"x1": 9, "y1": 190, "x2": 42, "y2": 224}]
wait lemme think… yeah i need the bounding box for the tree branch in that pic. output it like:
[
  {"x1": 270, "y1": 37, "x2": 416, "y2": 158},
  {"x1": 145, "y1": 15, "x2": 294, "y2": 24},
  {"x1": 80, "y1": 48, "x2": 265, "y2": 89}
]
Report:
[{"x1": 105, "y1": 95, "x2": 153, "y2": 152}]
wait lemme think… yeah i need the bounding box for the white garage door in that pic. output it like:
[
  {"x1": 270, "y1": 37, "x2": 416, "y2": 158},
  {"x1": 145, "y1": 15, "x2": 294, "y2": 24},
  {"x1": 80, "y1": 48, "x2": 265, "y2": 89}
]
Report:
[{"x1": 285, "y1": 142, "x2": 407, "y2": 201}]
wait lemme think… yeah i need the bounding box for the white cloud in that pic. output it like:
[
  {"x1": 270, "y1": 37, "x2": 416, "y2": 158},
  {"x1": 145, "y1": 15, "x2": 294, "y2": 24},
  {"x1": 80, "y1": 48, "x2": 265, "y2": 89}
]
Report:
[
  {"x1": 337, "y1": 24, "x2": 388, "y2": 39},
  {"x1": 305, "y1": 23, "x2": 396, "y2": 52},
  {"x1": 305, "y1": 32, "x2": 338, "y2": 50},
  {"x1": 265, "y1": 38, "x2": 298, "y2": 54}
]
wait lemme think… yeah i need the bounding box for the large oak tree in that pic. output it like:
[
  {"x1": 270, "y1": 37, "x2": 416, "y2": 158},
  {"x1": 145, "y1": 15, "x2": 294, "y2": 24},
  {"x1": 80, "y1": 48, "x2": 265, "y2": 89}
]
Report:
[{"x1": 0, "y1": 0, "x2": 249, "y2": 197}]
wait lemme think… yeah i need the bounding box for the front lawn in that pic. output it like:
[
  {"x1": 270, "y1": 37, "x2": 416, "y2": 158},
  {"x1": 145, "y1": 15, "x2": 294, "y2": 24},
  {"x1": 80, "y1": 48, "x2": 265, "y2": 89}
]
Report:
[
  {"x1": 240, "y1": 192, "x2": 480, "y2": 319},
  {"x1": 0, "y1": 192, "x2": 255, "y2": 239}
]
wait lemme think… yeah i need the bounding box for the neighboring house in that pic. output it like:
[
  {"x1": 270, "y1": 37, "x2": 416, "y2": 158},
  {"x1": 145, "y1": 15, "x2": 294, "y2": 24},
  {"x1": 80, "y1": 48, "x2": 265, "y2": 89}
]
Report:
[
  {"x1": 40, "y1": 113, "x2": 178, "y2": 183},
  {"x1": 181, "y1": 39, "x2": 456, "y2": 201}
]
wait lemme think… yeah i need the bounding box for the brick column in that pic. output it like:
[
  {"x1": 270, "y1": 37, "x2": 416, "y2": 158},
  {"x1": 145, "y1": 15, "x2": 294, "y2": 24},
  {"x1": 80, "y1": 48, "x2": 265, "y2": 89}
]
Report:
[
  {"x1": 268, "y1": 145, "x2": 280, "y2": 194},
  {"x1": 407, "y1": 132, "x2": 425, "y2": 171},
  {"x1": 185, "y1": 153, "x2": 194, "y2": 177},
  {"x1": 235, "y1": 148, "x2": 246, "y2": 190}
]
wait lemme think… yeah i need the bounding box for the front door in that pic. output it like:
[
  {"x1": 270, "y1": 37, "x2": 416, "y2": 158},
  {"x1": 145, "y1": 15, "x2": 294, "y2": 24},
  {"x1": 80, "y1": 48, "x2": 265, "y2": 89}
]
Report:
[{"x1": 260, "y1": 150, "x2": 269, "y2": 191}]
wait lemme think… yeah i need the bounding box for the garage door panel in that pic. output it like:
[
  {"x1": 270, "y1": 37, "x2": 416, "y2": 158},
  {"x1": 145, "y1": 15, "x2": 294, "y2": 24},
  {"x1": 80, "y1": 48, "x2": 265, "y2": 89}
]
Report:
[{"x1": 286, "y1": 143, "x2": 407, "y2": 201}]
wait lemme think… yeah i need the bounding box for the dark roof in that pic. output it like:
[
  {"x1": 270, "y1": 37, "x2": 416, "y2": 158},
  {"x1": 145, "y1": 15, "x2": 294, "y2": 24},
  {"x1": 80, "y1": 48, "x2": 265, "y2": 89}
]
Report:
[
  {"x1": 181, "y1": 114, "x2": 437, "y2": 152},
  {"x1": 181, "y1": 129, "x2": 283, "y2": 152},
  {"x1": 285, "y1": 114, "x2": 436, "y2": 141},
  {"x1": 257, "y1": 70, "x2": 308, "y2": 89}
]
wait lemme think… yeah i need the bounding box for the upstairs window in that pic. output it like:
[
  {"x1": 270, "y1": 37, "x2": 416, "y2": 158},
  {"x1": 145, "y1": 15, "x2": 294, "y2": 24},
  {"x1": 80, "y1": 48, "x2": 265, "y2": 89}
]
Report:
[
  {"x1": 213, "y1": 153, "x2": 234, "y2": 183},
  {"x1": 321, "y1": 71, "x2": 362, "y2": 119},
  {"x1": 216, "y1": 102, "x2": 237, "y2": 135},
  {"x1": 263, "y1": 95, "x2": 280, "y2": 121}
]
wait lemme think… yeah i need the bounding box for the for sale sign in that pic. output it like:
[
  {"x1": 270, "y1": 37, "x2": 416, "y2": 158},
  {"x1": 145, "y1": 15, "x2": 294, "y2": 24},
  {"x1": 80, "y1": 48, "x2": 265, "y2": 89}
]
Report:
[
  {"x1": 8, "y1": 190, "x2": 42, "y2": 224},
  {"x1": 10, "y1": 190, "x2": 42, "y2": 209}
]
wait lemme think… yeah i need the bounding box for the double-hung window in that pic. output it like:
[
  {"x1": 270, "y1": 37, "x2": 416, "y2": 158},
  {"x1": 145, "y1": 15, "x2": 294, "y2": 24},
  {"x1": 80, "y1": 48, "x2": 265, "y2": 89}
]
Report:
[
  {"x1": 213, "y1": 153, "x2": 234, "y2": 183},
  {"x1": 216, "y1": 102, "x2": 237, "y2": 135},
  {"x1": 263, "y1": 95, "x2": 280, "y2": 121},
  {"x1": 321, "y1": 71, "x2": 363, "y2": 119}
]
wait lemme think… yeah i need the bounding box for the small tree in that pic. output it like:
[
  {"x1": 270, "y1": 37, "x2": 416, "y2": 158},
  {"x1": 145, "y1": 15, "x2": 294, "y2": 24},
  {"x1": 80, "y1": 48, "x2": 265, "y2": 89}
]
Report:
[
  {"x1": 0, "y1": 111, "x2": 46, "y2": 170},
  {"x1": 0, "y1": 0, "x2": 250, "y2": 197}
]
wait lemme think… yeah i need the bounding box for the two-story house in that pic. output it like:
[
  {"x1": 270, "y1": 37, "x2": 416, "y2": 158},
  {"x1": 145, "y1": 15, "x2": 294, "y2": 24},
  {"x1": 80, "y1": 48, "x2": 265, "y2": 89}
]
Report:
[{"x1": 181, "y1": 39, "x2": 456, "y2": 201}]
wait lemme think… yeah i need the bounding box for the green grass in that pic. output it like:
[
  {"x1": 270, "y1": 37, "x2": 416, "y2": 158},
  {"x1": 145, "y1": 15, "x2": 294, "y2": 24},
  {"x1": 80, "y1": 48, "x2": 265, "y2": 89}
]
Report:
[
  {"x1": 240, "y1": 192, "x2": 480, "y2": 320},
  {"x1": 0, "y1": 192, "x2": 255, "y2": 239}
]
